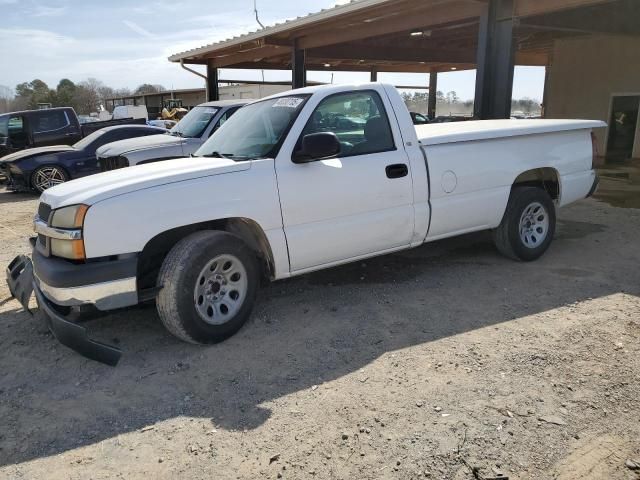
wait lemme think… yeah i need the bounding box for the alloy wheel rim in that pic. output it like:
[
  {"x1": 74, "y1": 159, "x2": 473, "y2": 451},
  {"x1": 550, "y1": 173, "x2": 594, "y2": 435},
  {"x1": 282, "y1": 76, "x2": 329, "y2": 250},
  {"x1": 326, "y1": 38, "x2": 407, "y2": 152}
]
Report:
[
  {"x1": 193, "y1": 254, "x2": 248, "y2": 325},
  {"x1": 34, "y1": 167, "x2": 65, "y2": 191},
  {"x1": 518, "y1": 201, "x2": 549, "y2": 248}
]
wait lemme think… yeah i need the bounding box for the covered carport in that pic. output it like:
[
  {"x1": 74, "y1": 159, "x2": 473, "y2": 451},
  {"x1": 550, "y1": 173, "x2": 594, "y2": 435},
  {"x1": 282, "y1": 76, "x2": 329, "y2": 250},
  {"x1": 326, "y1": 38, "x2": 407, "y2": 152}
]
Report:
[{"x1": 169, "y1": 0, "x2": 637, "y2": 128}]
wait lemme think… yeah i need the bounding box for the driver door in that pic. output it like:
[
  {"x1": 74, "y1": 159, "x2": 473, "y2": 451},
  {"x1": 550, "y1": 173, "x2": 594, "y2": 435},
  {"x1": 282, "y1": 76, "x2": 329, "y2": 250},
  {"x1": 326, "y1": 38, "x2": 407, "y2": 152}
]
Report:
[{"x1": 276, "y1": 89, "x2": 415, "y2": 272}]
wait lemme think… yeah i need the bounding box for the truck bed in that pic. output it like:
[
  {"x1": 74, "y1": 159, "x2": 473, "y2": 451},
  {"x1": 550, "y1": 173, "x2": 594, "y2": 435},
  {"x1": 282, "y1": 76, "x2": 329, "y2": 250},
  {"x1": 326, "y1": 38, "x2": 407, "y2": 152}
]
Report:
[{"x1": 416, "y1": 119, "x2": 605, "y2": 146}]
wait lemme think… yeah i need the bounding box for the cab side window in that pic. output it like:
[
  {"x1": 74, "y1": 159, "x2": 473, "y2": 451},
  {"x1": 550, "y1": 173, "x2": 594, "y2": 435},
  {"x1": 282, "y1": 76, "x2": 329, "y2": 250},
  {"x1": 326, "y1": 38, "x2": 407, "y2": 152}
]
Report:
[
  {"x1": 300, "y1": 90, "x2": 395, "y2": 157},
  {"x1": 5, "y1": 115, "x2": 28, "y2": 148},
  {"x1": 33, "y1": 110, "x2": 69, "y2": 133}
]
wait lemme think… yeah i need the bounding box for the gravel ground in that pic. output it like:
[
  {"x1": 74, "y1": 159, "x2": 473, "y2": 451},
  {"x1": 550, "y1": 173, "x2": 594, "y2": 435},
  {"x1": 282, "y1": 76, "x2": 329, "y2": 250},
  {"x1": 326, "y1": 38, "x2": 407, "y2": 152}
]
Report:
[{"x1": 0, "y1": 184, "x2": 639, "y2": 480}]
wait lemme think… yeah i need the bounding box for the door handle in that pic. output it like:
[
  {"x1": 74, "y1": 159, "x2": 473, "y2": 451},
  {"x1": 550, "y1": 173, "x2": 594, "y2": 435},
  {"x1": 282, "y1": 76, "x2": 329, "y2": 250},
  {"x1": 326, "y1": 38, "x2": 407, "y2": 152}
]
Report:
[{"x1": 385, "y1": 163, "x2": 408, "y2": 179}]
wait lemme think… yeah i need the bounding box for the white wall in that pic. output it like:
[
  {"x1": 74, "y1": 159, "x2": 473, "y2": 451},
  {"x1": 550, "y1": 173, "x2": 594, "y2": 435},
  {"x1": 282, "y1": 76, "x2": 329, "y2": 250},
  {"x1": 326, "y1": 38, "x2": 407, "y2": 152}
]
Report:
[{"x1": 219, "y1": 84, "x2": 290, "y2": 101}]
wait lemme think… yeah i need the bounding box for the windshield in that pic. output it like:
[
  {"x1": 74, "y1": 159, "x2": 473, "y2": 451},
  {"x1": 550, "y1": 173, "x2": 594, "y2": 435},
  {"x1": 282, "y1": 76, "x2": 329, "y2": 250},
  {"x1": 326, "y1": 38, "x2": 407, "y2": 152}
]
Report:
[
  {"x1": 170, "y1": 106, "x2": 219, "y2": 138},
  {"x1": 73, "y1": 128, "x2": 107, "y2": 150},
  {"x1": 195, "y1": 95, "x2": 308, "y2": 160}
]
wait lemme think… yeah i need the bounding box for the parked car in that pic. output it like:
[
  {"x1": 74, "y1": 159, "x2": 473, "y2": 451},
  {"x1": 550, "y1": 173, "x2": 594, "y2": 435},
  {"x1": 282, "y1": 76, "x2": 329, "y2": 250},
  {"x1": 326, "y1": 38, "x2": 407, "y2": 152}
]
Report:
[
  {"x1": 0, "y1": 124, "x2": 165, "y2": 193},
  {"x1": 0, "y1": 107, "x2": 147, "y2": 158},
  {"x1": 96, "y1": 100, "x2": 250, "y2": 171},
  {"x1": 147, "y1": 119, "x2": 177, "y2": 130},
  {"x1": 7, "y1": 83, "x2": 604, "y2": 365},
  {"x1": 410, "y1": 111, "x2": 430, "y2": 125}
]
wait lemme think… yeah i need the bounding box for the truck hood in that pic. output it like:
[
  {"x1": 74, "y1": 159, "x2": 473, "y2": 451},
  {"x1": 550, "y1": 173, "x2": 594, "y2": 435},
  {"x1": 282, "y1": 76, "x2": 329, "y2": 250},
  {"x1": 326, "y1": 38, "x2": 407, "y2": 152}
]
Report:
[
  {"x1": 1, "y1": 145, "x2": 75, "y2": 163},
  {"x1": 40, "y1": 156, "x2": 251, "y2": 209},
  {"x1": 96, "y1": 133, "x2": 183, "y2": 157}
]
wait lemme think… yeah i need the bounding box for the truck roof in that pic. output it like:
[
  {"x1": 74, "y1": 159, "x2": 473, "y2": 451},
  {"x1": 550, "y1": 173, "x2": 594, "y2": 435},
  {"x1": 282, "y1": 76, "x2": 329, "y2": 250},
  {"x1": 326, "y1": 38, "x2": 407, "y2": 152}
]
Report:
[
  {"x1": 416, "y1": 119, "x2": 606, "y2": 146},
  {"x1": 199, "y1": 99, "x2": 253, "y2": 108},
  {"x1": 0, "y1": 106, "x2": 75, "y2": 118}
]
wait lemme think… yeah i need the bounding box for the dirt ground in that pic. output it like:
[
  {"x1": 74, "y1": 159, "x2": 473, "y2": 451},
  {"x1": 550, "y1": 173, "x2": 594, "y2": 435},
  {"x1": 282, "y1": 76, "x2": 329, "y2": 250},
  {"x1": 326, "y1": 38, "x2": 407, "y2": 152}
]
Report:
[{"x1": 1, "y1": 172, "x2": 639, "y2": 480}]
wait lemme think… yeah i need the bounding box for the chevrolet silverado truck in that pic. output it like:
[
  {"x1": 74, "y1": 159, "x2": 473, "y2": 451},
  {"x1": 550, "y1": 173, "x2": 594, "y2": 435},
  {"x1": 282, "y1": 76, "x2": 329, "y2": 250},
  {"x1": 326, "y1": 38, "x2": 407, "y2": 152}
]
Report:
[{"x1": 6, "y1": 83, "x2": 604, "y2": 365}]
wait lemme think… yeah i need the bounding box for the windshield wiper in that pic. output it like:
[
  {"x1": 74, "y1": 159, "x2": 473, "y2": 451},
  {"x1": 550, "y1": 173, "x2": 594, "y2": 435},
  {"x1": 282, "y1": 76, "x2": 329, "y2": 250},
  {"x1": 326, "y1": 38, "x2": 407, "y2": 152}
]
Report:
[
  {"x1": 170, "y1": 131, "x2": 184, "y2": 137},
  {"x1": 201, "y1": 151, "x2": 231, "y2": 159}
]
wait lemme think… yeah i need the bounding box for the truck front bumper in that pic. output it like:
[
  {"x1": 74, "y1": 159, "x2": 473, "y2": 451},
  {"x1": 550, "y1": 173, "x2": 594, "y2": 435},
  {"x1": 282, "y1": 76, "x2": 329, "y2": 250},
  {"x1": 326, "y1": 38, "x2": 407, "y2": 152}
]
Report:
[
  {"x1": 6, "y1": 244, "x2": 139, "y2": 365},
  {"x1": 31, "y1": 243, "x2": 138, "y2": 311}
]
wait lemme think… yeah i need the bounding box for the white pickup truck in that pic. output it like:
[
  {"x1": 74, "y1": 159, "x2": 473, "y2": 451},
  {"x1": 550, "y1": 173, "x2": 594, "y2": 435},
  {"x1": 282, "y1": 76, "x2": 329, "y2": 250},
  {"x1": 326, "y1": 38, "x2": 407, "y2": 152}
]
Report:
[{"x1": 6, "y1": 83, "x2": 604, "y2": 365}]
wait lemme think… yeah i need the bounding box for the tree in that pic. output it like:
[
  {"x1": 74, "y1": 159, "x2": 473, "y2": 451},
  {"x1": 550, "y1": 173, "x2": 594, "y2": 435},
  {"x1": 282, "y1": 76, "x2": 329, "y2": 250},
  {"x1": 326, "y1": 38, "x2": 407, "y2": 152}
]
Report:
[
  {"x1": 134, "y1": 83, "x2": 166, "y2": 95},
  {"x1": 0, "y1": 85, "x2": 14, "y2": 113},
  {"x1": 445, "y1": 90, "x2": 459, "y2": 104},
  {"x1": 53, "y1": 79, "x2": 77, "y2": 108},
  {"x1": 14, "y1": 79, "x2": 53, "y2": 109}
]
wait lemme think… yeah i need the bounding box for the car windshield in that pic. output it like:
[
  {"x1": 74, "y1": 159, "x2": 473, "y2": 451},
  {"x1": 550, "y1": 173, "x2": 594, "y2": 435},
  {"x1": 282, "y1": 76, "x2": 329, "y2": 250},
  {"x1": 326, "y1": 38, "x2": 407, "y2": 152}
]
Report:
[
  {"x1": 73, "y1": 129, "x2": 107, "y2": 150},
  {"x1": 195, "y1": 95, "x2": 309, "y2": 161},
  {"x1": 169, "y1": 106, "x2": 219, "y2": 138}
]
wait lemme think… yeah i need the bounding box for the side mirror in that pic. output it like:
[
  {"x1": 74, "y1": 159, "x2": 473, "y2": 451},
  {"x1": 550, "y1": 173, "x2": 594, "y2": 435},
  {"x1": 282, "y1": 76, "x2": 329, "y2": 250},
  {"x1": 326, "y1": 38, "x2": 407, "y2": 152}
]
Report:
[{"x1": 293, "y1": 132, "x2": 341, "y2": 163}]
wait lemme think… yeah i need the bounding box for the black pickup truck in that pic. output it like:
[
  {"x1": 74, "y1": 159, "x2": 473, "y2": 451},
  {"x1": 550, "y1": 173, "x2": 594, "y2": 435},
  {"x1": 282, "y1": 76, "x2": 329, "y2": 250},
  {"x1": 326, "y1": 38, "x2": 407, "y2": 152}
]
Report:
[{"x1": 0, "y1": 107, "x2": 146, "y2": 158}]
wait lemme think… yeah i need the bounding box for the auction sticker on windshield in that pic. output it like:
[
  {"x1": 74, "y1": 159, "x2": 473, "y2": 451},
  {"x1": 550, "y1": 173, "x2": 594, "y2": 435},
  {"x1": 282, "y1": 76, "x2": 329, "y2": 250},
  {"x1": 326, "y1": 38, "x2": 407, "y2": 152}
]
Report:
[{"x1": 273, "y1": 97, "x2": 305, "y2": 108}]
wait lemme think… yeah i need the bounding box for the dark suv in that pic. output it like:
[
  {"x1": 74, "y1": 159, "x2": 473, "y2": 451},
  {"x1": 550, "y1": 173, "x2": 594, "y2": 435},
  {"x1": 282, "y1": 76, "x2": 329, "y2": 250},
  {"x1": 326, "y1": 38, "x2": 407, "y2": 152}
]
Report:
[{"x1": 0, "y1": 108, "x2": 82, "y2": 157}]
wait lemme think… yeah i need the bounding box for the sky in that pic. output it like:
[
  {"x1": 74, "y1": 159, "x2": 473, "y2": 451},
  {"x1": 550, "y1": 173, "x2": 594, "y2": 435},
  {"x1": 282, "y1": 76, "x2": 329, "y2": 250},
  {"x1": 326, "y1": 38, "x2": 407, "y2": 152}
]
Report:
[{"x1": 0, "y1": 0, "x2": 545, "y2": 101}]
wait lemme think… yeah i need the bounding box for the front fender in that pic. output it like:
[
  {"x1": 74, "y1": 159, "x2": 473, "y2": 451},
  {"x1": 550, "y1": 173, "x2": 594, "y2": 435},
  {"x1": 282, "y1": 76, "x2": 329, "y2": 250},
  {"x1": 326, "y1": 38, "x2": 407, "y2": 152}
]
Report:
[{"x1": 82, "y1": 159, "x2": 290, "y2": 278}]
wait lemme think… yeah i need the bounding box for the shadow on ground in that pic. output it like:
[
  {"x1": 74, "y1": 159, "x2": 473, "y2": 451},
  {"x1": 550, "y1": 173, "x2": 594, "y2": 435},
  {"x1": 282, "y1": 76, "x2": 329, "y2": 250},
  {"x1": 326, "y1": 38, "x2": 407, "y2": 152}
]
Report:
[
  {"x1": 0, "y1": 188, "x2": 36, "y2": 205},
  {"x1": 0, "y1": 209, "x2": 638, "y2": 467}
]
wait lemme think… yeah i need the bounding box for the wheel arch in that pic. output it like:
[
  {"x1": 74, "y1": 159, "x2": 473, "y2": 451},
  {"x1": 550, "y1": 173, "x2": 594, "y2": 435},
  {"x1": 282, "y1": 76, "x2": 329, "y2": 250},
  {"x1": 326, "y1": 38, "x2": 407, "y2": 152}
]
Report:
[
  {"x1": 511, "y1": 167, "x2": 561, "y2": 201},
  {"x1": 137, "y1": 217, "x2": 276, "y2": 291}
]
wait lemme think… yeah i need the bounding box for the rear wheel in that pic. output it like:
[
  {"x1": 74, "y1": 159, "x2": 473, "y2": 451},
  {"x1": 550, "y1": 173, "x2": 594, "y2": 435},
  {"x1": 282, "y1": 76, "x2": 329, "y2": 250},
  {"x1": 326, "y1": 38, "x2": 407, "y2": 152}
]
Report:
[
  {"x1": 156, "y1": 231, "x2": 259, "y2": 344},
  {"x1": 31, "y1": 166, "x2": 69, "y2": 193},
  {"x1": 493, "y1": 186, "x2": 556, "y2": 261}
]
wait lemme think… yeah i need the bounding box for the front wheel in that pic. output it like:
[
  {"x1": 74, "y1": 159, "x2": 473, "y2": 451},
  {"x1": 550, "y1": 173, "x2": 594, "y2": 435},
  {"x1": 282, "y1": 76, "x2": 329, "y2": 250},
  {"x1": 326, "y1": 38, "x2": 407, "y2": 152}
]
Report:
[
  {"x1": 156, "y1": 231, "x2": 259, "y2": 344},
  {"x1": 493, "y1": 186, "x2": 556, "y2": 261},
  {"x1": 31, "y1": 165, "x2": 69, "y2": 193}
]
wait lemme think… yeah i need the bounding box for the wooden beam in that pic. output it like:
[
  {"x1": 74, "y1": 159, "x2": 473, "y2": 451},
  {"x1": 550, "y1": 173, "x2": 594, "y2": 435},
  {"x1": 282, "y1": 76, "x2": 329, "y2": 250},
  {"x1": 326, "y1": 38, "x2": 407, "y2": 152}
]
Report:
[
  {"x1": 230, "y1": 61, "x2": 477, "y2": 73},
  {"x1": 296, "y1": 1, "x2": 486, "y2": 50},
  {"x1": 308, "y1": 45, "x2": 476, "y2": 64},
  {"x1": 209, "y1": 45, "x2": 290, "y2": 68},
  {"x1": 514, "y1": 0, "x2": 614, "y2": 18}
]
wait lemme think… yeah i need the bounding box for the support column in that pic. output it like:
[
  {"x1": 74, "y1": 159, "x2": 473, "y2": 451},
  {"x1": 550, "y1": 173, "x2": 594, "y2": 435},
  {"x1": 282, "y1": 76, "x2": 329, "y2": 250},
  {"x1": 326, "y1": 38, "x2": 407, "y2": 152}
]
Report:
[
  {"x1": 473, "y1": 0, "x2": 515, "y2": 119},
  {"x1": 207, "y1": 64, "x2": 219, "y2": 102},
  {"x1": 541, "y1": 65, "x2": 550, "y2": 118},
  {"x1": 428, "y1": 71, "x2": 438, "y2": 120},
  {"x1": 370, "y1": 67, "x2": 378, "y2": 82},
  {"x1": 292, "y1": 40, "x2": 306, "y2": 89}
]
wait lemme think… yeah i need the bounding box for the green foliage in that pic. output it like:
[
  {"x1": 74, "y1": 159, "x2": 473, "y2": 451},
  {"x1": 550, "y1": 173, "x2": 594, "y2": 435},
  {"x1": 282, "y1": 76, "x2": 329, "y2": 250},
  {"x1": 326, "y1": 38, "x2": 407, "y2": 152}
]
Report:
[{"x1": 134, "y1": 83, "x2": 166, "y2": 95}]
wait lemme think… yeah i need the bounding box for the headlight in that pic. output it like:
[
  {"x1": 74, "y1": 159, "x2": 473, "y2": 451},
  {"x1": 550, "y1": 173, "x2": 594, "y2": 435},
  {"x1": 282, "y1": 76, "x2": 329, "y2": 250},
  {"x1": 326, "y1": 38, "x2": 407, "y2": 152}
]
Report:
[
  {"x1": 50, "y1": 204, "x2": 89, "y2": 229},
  {"x1": 47, "y1": 204, "x2": 89, "y2": 260}
]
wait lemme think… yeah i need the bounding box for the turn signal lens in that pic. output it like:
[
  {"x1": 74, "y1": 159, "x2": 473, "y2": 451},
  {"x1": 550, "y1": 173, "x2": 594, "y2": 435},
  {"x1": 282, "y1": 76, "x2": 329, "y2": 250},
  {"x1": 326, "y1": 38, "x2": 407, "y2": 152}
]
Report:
[
  {"x1": 50, "y1": 204, "x2": 89, "y2": 229},
  {"x1": 50, "y1": 238, "x2": 86, "y2": 260}
]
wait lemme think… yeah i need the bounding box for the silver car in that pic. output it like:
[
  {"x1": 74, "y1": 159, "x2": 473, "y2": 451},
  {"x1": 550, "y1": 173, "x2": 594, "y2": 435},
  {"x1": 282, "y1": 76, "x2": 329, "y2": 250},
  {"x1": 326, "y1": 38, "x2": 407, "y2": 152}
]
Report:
[{"x1": 96, "y1": 100, "x2": 250, "y2": 171}]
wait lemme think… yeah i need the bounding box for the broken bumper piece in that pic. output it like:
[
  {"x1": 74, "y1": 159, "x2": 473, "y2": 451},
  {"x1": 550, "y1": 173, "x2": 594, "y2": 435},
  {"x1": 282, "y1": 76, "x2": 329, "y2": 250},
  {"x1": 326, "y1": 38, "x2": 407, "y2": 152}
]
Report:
[{"x1": 6, "y1": 254, "x2": 122, "y2": 366}]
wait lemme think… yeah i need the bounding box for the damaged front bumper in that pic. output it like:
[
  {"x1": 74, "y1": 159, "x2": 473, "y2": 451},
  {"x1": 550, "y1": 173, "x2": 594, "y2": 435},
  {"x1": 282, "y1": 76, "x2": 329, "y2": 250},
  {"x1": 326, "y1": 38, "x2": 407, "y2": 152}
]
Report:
[{"x1": 5, "y1": 249, "x2": 135, "y2": 366}]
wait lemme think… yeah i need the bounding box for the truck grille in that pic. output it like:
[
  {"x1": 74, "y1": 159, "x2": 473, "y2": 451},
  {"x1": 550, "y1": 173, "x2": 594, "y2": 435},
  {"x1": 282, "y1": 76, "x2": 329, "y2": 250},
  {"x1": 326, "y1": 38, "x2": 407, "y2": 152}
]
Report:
[
  {"x1": 38, "y1": 202, "x2": 52, "y2": 222},
  {"x1": 99, "y1": 156, "x2": 129, "y2": 172}
]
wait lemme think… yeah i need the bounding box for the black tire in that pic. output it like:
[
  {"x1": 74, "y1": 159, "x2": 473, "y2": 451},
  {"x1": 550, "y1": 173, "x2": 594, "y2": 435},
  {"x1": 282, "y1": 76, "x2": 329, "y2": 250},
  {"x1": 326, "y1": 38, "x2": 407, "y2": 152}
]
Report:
[
  {"x1": 156, "y1": 231, "x2": 259, "y2": 344},
  {"x1": 30, "y1": 165, "x2": 69, "y2": 193},
  {"x1": 492, "y1": 186, "x2": 556, "y2": 261}
]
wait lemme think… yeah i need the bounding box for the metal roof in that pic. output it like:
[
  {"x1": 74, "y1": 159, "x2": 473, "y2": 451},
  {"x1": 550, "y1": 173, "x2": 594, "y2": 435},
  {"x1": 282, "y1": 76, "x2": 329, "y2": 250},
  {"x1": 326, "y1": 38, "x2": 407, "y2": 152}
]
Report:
[{"x1": 168, "y1": 0, "x2": 393, "y2": 62}]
